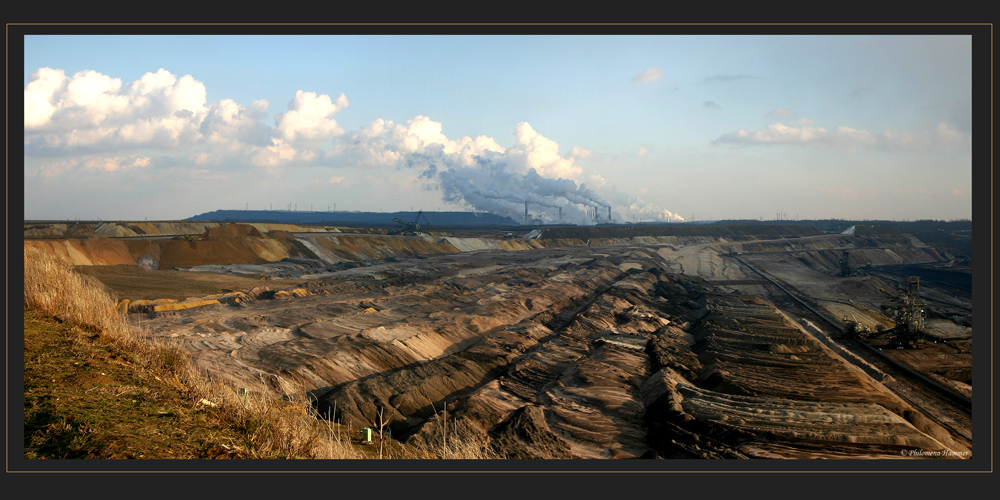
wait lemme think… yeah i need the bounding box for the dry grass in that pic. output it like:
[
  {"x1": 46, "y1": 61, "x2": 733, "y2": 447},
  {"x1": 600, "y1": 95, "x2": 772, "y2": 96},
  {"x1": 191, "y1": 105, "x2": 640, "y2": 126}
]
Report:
[
  {"x1": 23, "y1": 245, "x2": 493, "y2": 460},
  {"x1": 24, "y1": 245, "x2": 361, "y2": 459},
  {"x1": 24, "y1": 246, "x2": 135, "y2": 343}
]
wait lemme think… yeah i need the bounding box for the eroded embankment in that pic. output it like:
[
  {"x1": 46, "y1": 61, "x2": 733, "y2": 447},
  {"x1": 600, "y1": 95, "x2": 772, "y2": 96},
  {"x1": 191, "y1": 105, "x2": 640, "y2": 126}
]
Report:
[
  {"x1": 24, "y1": 223, "x2": 970, "y2": 459},
  {"x1": 149, "y1": 244, "x2": 961, "y2": 460},
  {"x1": 24, "y1": 223, "x2": 587, "y2": 270},
  {"x1": 25, "y1": 221, "x2": 950, "y2": 273}
]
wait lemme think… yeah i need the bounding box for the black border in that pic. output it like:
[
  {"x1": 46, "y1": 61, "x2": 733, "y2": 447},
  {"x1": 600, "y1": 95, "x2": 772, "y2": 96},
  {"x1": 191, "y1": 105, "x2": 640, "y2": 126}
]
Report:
[{"x1": 7, "y1": 21, "x2": 994, "y2": 492}]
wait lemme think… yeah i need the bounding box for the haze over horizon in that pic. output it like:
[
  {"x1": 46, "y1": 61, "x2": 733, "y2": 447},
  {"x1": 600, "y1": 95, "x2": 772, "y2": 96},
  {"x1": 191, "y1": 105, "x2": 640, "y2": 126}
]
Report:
[{"x1": 23, "y1": 32, "x2": 974, "y2": 224}]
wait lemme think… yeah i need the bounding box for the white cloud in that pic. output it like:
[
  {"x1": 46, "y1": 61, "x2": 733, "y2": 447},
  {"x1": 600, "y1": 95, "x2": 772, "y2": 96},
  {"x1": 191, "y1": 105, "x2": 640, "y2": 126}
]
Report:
[
  {"x1": 275, "y1": 90, "x2": 348, "y2": 144},
  {"x1": 28, "y1": 154, "x2": 152, "y2": 177},
  {"x1": 632, "y1": 67, "x2": 664, "y2": 83},
  {"x1": 63, "y1": 70, "x2": 130, "y2": 122},
  {"x1": 128, "y1": 70, "x2": 207, "y2": 116},
  {"x1": 341, "y1": 116, "x2": 591, "y2": 190},
  {"x1": 570, "y1": 146, "x2": 592, "y2": 159},
  {"x1": 251, "y1": 138, "x2": 301, "y2": 171},
  {"x1": 23, "y1": 66, "x2": 688, "y2": 223},
  {"x1": 341, "y1": 115, "x2": 505, "y2": 168},
  {"x1": 714, "y1": 122, "x2": 828, "y2": 145},
  {"x1": 24, "y1": 67, "x2": 69, "y2": 129},
  {"x1": 24, "y1": 68, "x2": 210, "y2": 152},
  {"x1": 201, "y1": 98, "x2": 271, "y2": 148},
  {"x1": 82, "y1": 155, "x2": 152, "y2": 172},
  {"x1": 637, "y1": 145, "x2": 649, "y2": 158},
  {"x1": 712, "y1": 120, "x2": 969, "y2": 153},
  {"x1": 509, "y1": 122, "x2": 583, "y2": 179},
  {"x1": 23, "y1": 67, "x2": 359, "y2": 173}
]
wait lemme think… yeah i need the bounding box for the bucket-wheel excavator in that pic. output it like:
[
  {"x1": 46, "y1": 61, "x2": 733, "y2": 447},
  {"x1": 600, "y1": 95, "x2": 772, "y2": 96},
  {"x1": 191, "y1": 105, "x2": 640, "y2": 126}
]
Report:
[
  {"x1": 389, "y1": 210, "x2": 430, "y2": 235},
  {"x1": 843, "y1": 276, "x2": 927, "y2": 349}
]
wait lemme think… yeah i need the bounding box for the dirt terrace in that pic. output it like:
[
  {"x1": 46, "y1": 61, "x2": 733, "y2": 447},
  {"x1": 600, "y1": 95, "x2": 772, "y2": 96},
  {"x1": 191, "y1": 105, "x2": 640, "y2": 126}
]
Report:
[
  {"x1": 27, "y1": 221, "x2": 973, "y2": 459},
  {"x1": 104, "y1": 227, "x2": 972, "y2": 459}
]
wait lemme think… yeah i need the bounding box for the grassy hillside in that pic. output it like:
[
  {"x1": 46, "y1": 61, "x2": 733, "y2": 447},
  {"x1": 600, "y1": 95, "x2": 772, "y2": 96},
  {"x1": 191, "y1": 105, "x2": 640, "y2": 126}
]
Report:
[{"x1": 24, "y1": 309, "x2": 255, "y2": 459}]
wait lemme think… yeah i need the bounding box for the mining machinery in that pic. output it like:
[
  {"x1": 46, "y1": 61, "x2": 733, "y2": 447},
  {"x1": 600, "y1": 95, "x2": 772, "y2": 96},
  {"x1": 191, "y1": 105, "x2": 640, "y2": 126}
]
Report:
[
  {"x1": 389, "y1": 210, "x2": 430, "y2": 236},
  {"x1": 843, "y1": 276, "x2": 926, "y2": 349},
  {"x1": 838, "y1": 250, "x2": 853, "y2": 277}
]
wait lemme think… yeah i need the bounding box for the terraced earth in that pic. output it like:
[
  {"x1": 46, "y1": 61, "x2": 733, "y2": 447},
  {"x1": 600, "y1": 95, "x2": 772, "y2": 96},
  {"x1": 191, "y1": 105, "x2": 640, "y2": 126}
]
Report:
[{"x1": 24, "y1": 221, "x2": 974, "y2": 460}]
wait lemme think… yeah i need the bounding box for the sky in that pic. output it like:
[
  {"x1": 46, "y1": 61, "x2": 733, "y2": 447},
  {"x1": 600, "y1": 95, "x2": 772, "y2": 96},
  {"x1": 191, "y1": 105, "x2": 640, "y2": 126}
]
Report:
[{"x1": 22, "y1": 32, "x2": 975, "y2": 224}]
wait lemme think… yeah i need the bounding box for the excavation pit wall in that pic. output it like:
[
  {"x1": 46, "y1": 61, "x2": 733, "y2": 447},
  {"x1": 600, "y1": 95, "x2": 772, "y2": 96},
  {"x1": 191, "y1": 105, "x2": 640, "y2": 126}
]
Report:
[
  {"x1": 22, "y1": 222, "x2": 971, "y2": 459},
  {"x1": 24, "y1": 222, "x2": 949, "y2": 273},
  {"x1": 24, "y1": 224, "x2": 590, "y2": 271}
]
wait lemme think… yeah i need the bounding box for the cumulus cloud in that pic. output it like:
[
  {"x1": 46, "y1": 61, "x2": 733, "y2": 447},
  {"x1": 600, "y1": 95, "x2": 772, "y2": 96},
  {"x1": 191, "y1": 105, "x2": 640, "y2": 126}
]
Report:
[
  {"x1": 200, "y1": 98, "x2": 271, "y2": 147},
  {"x1": 25, "y1": 67, "x2": 210, "y2": 153},
  {"x1": 24, "y1": 67, "x2": 68, "y2": 129},
  {"x1": 340, "y1": 115, "x2": 505, "y2": 169},
  {"x1": 632, "y1": 67, "x2": 664, "y2": 83},
  {"x1": 250, "y1": 138, "x2": 303, "y2": 171},
  {"x1": 24, "y1": 66, "x2": 686, "y2": 224},
  {"x1": 128, "y1": 69, "x2": 207, "y2": 117},
  {"x1": 712, "y1": 120, "x2": 970, "y2": 152},
  {"x1": 275, "y1": 90, "x2": 348, "y2": 143},
  {"x1": 510, "y1": 122, "x2": 584, "y2": 179},
  {"x1": 23, "y1": 67, "x2": 358, "y2": 173}
]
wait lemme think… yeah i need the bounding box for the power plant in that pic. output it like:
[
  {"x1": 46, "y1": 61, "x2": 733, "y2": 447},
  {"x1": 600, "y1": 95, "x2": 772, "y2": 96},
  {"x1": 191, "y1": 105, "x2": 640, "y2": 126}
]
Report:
[{"x1": 522, "y1": 201, "x2": 609, "y2": 225}]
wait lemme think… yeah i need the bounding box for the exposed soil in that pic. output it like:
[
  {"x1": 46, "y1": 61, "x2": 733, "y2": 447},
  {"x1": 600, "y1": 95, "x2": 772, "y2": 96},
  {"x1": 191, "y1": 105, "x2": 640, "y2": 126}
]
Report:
[{"x1": 26, "y1": 222, "x2": 974, "y2": 460}]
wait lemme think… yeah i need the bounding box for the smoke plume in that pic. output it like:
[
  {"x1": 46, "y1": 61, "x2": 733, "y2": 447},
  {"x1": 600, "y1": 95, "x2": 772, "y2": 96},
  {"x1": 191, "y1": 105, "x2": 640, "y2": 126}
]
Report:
[{"x1": 343, "y1": 116, "x2": 683, "y2": 225}]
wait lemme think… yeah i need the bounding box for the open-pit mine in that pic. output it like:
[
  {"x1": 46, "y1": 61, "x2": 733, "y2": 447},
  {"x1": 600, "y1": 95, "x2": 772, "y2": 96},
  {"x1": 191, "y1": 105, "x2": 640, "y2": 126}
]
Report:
[{"x1": 23, "y1": 219, "x2": 974, "y2": 459}]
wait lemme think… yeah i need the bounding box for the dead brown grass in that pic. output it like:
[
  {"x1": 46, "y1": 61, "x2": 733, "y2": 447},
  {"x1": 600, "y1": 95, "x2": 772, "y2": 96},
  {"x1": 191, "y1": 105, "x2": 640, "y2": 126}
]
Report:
[{"x1": 24, "y1": 245, "x2": 361, "y2": 459}]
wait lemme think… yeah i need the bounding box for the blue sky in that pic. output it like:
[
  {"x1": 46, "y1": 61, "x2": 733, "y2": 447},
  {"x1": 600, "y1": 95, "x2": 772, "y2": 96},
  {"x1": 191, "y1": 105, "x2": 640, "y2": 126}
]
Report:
[{"x1": 22, "y1": 32, "x2": 974, "y2": 223}]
